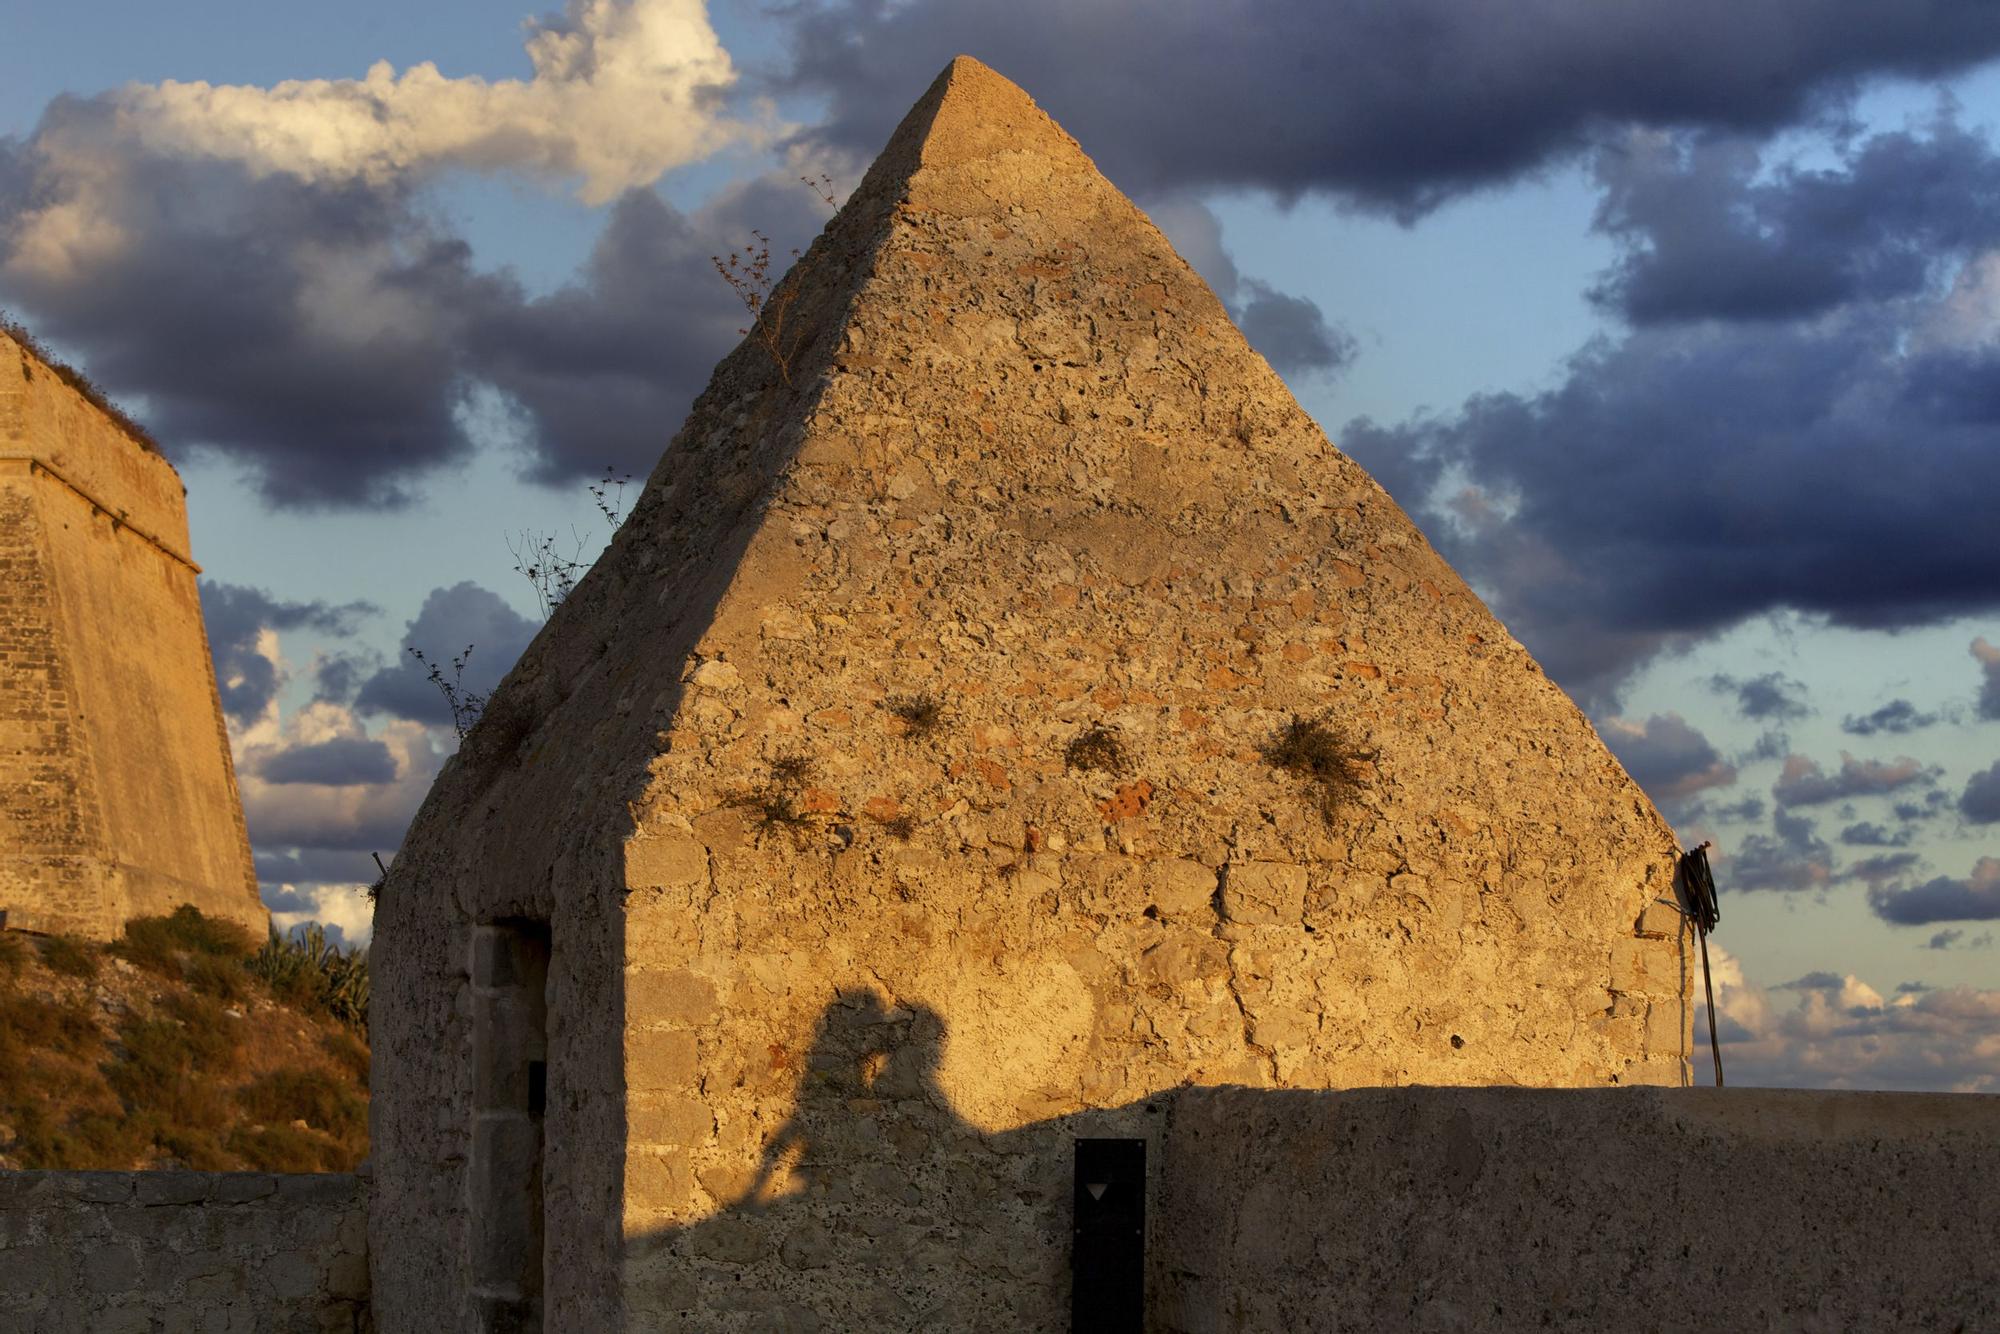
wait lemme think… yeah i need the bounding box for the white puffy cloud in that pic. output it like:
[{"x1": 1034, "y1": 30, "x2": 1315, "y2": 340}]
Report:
[
  {"x1": 120, "y1": 0, "x2": 738, "y2": 202},
  {"x1": 1698, "y1": 944, "x2": 2000, "y2": 1092}
]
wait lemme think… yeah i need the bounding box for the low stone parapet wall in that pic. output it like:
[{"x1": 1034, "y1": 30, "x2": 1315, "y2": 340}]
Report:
[
  {"x1": 1153, "y1": 1086, "x2": 2000, "y2": 1331},
  {"x1": 0, "y1": 1170, "x2": 369, "y2": 1332}
]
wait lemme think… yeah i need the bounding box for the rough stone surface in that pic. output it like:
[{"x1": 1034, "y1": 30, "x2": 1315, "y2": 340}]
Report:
[
  {"x1": 0, "y1": 1170, "x2": 370, "y2": 1332},
  {"x1": 372, "y1": 56, "x2": 1690, "y2": 1330},
  {"x1": 0, "y1": 327, "x2": 264, "y2": 940},
  {"x1": 1153, "y1": 1086, "x2": 2000, "y2": 1331}
]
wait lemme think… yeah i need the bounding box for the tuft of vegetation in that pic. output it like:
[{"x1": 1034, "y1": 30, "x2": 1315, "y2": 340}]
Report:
[
  {"x1": 1263, "y1": 714, "x2": 1370, "y2": 823},
  {"x1": 233, "y1": 1067, "x2": 368, "y2": 1170},
  {"x1": 2, "y1": 315, "x2": 162, "y2": 455},
  {"x1": 111, "y1": 905, "x2": 255, "y2": 979},
  {"x1": 885, "y1": 693, "x2": 945, "y2": 738},
  {"x1": 247, "y1": 924, "x2": 370, "y2": 1033},
  {"x1": 873, "y1": 812, "x2": 918, "y2": 842},
  {"x1": 37, "y1": 935, "x2": 99, "y2": 979},
  {"x1": 734, "y1": 754, "x2": 821, "y2": 841},
  {"x1": 1064, "y1": 724, "x2": 1127, "y2": 775}
]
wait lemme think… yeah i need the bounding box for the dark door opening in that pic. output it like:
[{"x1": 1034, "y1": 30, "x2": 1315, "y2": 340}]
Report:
[{"x1": 470, "y1": 920, "x2": 550, "y2": 1333}]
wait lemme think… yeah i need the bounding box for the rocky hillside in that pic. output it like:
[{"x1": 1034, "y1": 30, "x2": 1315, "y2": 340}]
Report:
[{"x1": 0, "y1": 907, "x2": 368, "y2": 1171}]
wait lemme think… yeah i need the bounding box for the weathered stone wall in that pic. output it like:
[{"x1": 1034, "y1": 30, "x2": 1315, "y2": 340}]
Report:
[
  {"x1": 373, "y1": 58, "x2": 1689, "y2": 1331},
  {"x1": 1153, "y1": 1086, "x2": 2000, "y2": 1331},
  {"x1": 0, "y1": 329, "x2": 263, "y2": 940},
  {"x1": 0, "y1": 1170, "x2": 370, "y2": 1332}
]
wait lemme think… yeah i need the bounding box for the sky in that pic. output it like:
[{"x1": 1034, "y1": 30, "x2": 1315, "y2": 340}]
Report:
[{"x1": 4, "y1": 0, "x2": 1998, "y2": 1091}]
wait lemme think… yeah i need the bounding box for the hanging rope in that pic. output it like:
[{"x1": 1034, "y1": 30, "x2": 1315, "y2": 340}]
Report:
[{"x1": 1678, "y1": 842, "x2": 1723, "y2": 1087}]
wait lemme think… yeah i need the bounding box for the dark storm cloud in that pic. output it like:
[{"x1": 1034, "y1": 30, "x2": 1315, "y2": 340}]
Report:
[
  {"x1": 1869, "y1": 858, "x2": 2000, "y2": 924},
  {"x1": 1590, "y1": 116, "x2": 2000, "y2": 324},
  {"x1": 1841, "y1": 699, "x2": 1940, "y2": 737},
  {"x1": 353, "y1": 582, "x2": 539, "y2": 726},
  {"x1": 258, "y1": 736, "x2": 398, "y2": 787},
  {"x1": 0, "y1": 98, "x2": 518, "y2": 506},
  {"x1": 1773, "y1": 753, "x2": 1933, "y2": 808},
  {"x1": 468, "y1": 177, "x2": 828, "y2": 487},
  {"x1": 1710, "y1": 672, "x2": 1810, "y2": 722},
  {"x1": 1599, "y1": 712, "x2": 1735, "y2": 807},
  {"x1": 198, "y1": 582, "x2": 375, "y2": 724},
  {"x1": 773, "y1": 0, "x2": 2000, "y2": 216},
  {"x1": 1727, "y1": 809, "x2": 1833, "y2": 894},
  {"x1": 0, "y1": 96, "x2": 831, "y2": 504},
  {"x1": 1346, "y1": 311, "x2": 2000, "y2": 695},
  {"x1": 1960, "y1": 761, "x2": 2000, "y2": 824}
]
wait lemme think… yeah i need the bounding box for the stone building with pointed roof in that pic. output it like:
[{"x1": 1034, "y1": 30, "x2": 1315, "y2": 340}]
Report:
[
  {"x1": 371, "y1": 56, "x2": 1691, "y2": 1331},
  {"x1": 0, "y1": 325, "x2": 264, "y2": 942}
]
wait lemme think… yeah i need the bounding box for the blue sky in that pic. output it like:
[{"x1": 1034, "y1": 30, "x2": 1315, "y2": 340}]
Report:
[{"x1": 4, "y1": 0, "x2": 1998, "y2": 1089}]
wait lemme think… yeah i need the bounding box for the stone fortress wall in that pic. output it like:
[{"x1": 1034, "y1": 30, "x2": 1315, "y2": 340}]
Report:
[
  {"x1": 0, "y1": 328, "x2": 263, "y2": 940},
  {"x1": 0, "y1": 1170, "x2": 370, "y2": 1333}
]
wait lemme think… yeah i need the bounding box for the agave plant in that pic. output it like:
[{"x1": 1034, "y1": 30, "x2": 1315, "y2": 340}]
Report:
[{"x1": 247, "y1": 923, "x2": 370, "y2": 1033}]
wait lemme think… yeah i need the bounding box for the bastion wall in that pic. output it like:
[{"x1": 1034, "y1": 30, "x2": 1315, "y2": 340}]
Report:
[{"x1": 0, "y1": 329, "x2": 264, "y2": 941}]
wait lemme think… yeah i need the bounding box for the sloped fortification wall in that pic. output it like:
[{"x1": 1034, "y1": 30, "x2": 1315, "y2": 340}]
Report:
[
  {"x1": 0, "y1": 329, "x2": 262, "y2": 940},
  {"x1": 0, "y1": 1170, "x2": 370, "y2": 1332},
  {"x1": 1153, "y1": 1087, "x2": 2000, "y2": 1331}
]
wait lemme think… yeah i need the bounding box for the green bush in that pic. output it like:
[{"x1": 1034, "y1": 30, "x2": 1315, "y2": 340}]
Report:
[{"x1": 247, "y1": 924, "x2": 369, "y2": 1032}]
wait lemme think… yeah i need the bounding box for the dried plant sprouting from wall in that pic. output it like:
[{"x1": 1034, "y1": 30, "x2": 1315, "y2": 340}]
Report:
[
  {"x1": 872, "y1": 812, "x2": 918, "y2": 842},
  {"x1": 1064, "y1": 724, "x2": 1127, "y2": 775},
  {"x1": 737, "y1": 754, "x2": 819, "y2": 842},
  {"x1": 409, "y1": 645, "x2": 487, "y2": 740},
  {"x1": 885, "y1": 693, "x2": 945, "y2": 738},
  {"x1": 1263, "y1": 714, "x2": 1370, "y2": 823},
  {"x1": 713, "y1": 231, "x2": 809, "y2": 387}
]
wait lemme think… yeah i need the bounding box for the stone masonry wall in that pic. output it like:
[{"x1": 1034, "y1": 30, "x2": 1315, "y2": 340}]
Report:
[
  {"x1": 0, "y1": 1170, "x2": 370, "y2": 1333},
  {"x1": 0, "y1": 329, "x2": 263, "y2": 940},
  {"x1": 1153, "y1": 1086, "x2": 2000, "y2": 1331}
]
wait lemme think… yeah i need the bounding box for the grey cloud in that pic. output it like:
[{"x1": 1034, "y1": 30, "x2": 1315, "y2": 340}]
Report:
[
  {"x1": 198, "y1": 582, "x2": 375, "y2": 724},
  {"x1": 1773, "y1": 753, "x2": 1932, "y2": 808},
  {"x1": 254, "y1": 847, "x2": 382, "y2": 888},
  {"x1": 1728, "y1": 809, "x2": 1833, "y2": 893},
  {"x1": 774, "y1": 1, "x2": 2000, "y2": 218},
  {"x1": 1590, "y1": 115, "x2": 2000, "y2": 324},
  {"x1": 1840, "y1": 821, "x2": 1912, "y2": 848},
  {"x1": 1975, "y1": 638, "x2": 2000, "y2": 720},
  {"x1": 1959, "y1": 761, "x2": 2000, "y2": 824},
  {"x1": 1777, "y1": 971, "x2": 1845, "y2": 991},
  {"x1": 354, "y1": 582, "x2": 539, "y2": 727},
  {"x1": 1927, "y1": 929, "x2": 1964, "y2": 950},
  {"x1": 1842, "y1": 699, "x2": 1939, "y2": 737},
  {"x1": 1145, "y1": 198, "x2": 1353, "y2": 379},
  {"x1": 258, "y1": 737, "x2": 398, "y2": 787},
  {"x1": 1599, "y1": 712, "x2": 1736, "y2": 807},
  {"x1": 1840, "y1": 852, "x2": 1923, "y2": 888},
  {"x1": 1710, "y1": 672, "x2": 1809, "y2": 722},
  {"x1": 1869, "y1": 857, "x2": 2000, "y2": 924}
]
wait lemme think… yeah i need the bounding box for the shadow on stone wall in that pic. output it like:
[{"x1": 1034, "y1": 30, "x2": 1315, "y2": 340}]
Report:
[{"x1": 625, "y1": 994, "x2": 2000, "y2": 1333}]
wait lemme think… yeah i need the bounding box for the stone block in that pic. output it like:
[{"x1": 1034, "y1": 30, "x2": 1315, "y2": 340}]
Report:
[
  {"x1": 1151, "y1": 858, "x2": 1219, "y2": 919},
  {"x1": 630, "y1": 1096, "x2": 714, "y2": 1147},
  {"x1": 624, "y1": 834, "x2": 709, "y2": 889},
  {"x1": 1220, "y1": 862, "x2": 1308, "y2": 924},
  {"x1": 627, "y1": 968, "x2": 719, "y2": 1026},
  {"x1": 133, "y1": 1173, "x2": 209, "y2": 1206},
  {"x1": 626, "y1": 1029, "x2": 700, "y2": 1091},
  {"x1": 626, "y1": 1149, "x2": 696, "y2": 1214}
]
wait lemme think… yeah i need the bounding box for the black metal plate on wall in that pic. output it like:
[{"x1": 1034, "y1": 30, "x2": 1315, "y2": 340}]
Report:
[{"x1": 1073, "y1": 1138, "x2": 1145, "y2": 1333}]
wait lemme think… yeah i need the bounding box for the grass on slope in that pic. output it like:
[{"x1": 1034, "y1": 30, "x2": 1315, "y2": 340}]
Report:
[{"x1": 0, "y1": 907, "x2": 370, "y2": 1172}]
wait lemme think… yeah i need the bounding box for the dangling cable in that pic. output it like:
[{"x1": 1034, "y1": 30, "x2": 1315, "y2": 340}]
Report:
[{"x1": 1678, "y1": 842, "x2": 1723, "y2": 1087}]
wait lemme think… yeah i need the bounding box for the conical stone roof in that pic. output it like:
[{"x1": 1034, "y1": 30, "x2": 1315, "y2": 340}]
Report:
[{"x1": 373, "y1": 56, "x2": 1689, "y2": 1330}]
